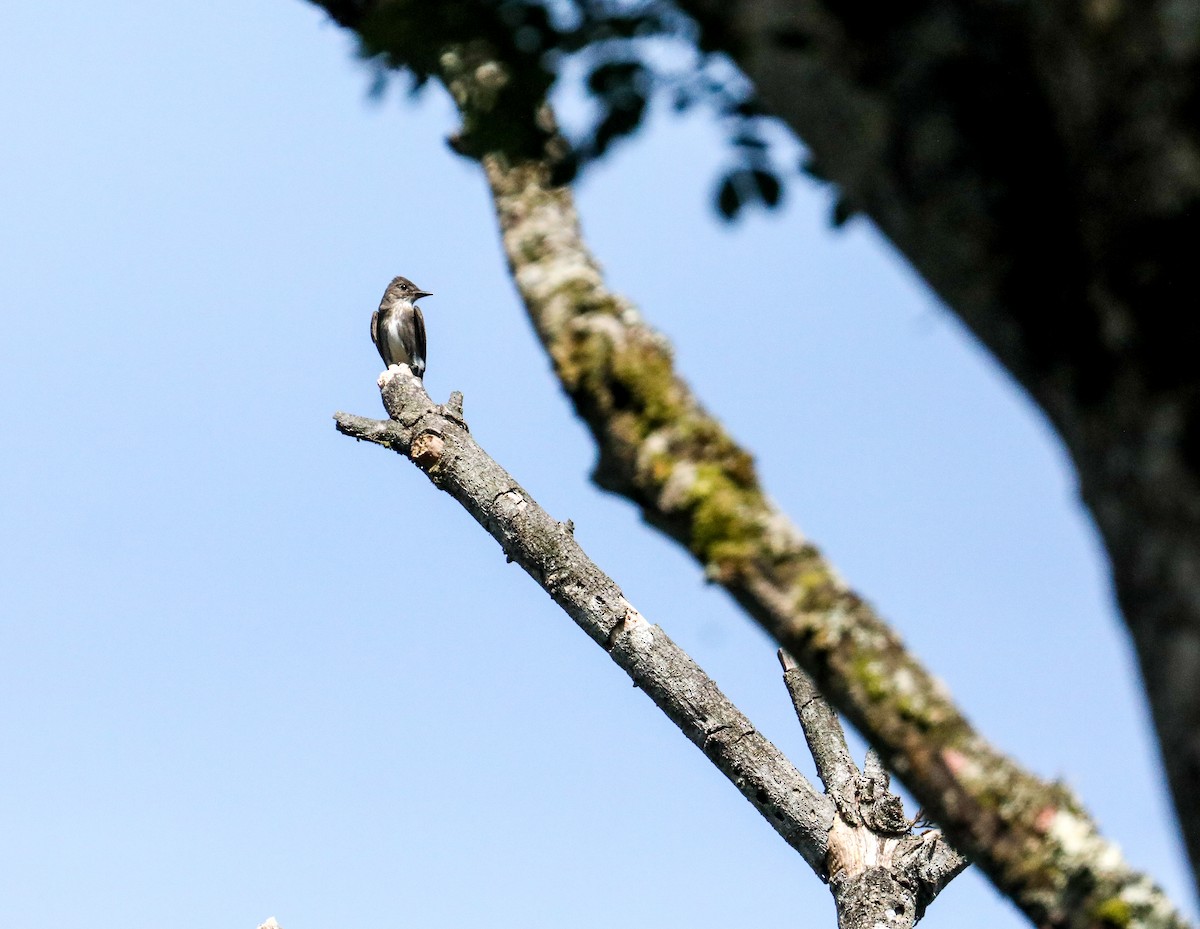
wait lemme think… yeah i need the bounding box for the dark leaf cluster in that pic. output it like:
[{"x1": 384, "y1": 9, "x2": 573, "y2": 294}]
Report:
[{"x1": 323, "y1": 0, "x2": 794, "y2": 219}]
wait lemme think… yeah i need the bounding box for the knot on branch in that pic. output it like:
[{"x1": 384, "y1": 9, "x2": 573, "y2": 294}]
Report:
[{"x1": 412, "y1": 431, "x2": 446, "y2": 470}]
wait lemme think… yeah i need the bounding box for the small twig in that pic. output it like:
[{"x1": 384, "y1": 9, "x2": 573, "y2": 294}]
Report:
[{"x1": 780, "y1": 649, "x2": 859, "y2": 818}]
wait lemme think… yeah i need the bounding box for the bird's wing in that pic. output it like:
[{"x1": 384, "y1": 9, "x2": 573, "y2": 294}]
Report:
[
  {"x1": 412, "y1": 305, "x2": 427, "y2": 378},
  {"x1": 370, "y1": 308, "x2": 380, "y2": 349}
]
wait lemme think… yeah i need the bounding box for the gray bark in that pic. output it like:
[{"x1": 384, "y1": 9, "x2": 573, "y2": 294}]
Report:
[
  {"x1": 335, "y1": 372, "x2": 835, "y2": 872},
  {"x1": 781, "y1": 652, "x2": 860, "y2": 819},
  {"x1": 335, "y1": 367, "x2": 969, "y2": 927}
]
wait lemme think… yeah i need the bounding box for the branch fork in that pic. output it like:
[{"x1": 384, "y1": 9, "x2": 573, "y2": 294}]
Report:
[{"x1": 779, "y1": 650, "x2": 964, "y2": 926}]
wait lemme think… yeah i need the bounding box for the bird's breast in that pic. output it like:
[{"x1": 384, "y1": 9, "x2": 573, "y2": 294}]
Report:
[{"x1": 384, "y1": 309, "x2": 412, "y2": 364}]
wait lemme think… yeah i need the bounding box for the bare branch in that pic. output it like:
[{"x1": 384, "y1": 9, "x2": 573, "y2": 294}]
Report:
[
  {"x1": 335, "y1": 368, "x2": 835, "y2": 872},
  {"x1": 338, "y1": 368, "x2": 974, "y2": 927}
]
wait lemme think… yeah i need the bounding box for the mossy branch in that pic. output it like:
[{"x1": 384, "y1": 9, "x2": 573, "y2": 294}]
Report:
[
  {"x1": 446, "y1": 58, "x2": 1183, "y2": 929},
  {"x1": 472, "y1": 144, "x2": 1188, "y2": 929}
]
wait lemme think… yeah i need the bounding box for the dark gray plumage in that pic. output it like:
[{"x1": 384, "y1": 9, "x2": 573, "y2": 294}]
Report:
[{"x1": 371, "y1": 275, "x2": 432, "y2": 378}]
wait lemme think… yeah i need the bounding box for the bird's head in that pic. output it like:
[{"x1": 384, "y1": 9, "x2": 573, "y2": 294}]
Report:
[{"x1": 386, "y1": 275, "x2": 432, "y2": 303}]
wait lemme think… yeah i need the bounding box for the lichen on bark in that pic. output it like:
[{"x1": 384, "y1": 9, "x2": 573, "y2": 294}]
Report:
[{"x1": 474, "y1": 135, "x2": 1189, "y2": 929}]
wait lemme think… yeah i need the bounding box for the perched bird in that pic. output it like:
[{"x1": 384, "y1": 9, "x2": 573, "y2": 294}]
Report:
[{"x1": 371, "y1": 275, "x2": 433, "y2": 378}]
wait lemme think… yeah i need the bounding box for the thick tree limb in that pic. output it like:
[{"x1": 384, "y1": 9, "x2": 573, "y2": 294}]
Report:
[
  {"x1": 335, "y1": 371, "x2": 836, "y2": 873},
  {"x1": 473, "y1": 147, "x2": 1188, "y2": 929},
  {"x1": 670, "y1": 0, "x2": 1200, "y2": 887}
]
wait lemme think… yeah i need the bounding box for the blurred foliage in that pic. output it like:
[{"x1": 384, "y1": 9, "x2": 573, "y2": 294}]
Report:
[{"x1": 321, "y1": 0, "x2": 794, "y2": 220}]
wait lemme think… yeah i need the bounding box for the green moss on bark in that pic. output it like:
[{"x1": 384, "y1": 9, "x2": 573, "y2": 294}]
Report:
[
  {"x1": 682, "y1": 464, "x2": 761, "y2": 578},
  {"x1": 1094, "y1": 897, "x2": 1134, "y2": 928}
]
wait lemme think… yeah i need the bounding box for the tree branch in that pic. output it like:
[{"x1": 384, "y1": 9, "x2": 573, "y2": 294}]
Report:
[
  {"x1": 780, "y1": 650, "x2": 860, "y2": 820},
  {"x1": 335, "y1": 369, "x2": 836, "y2": 873},
  {"x1": 336, "y1": 367, "x2": 972, "y2": 927},
  {"x1": 472, "y1": 143, "x2": 1188, "y2": 929}
]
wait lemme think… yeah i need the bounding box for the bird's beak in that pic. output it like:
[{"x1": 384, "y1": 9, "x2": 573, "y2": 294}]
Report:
[{"x1": 415, "y1": 290, "x2": 433, "y2": 299}]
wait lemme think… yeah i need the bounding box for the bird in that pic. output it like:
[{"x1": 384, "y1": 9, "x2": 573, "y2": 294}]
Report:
[{"x1": 371, "y1": 275, "x2": 433, "y2": 378}]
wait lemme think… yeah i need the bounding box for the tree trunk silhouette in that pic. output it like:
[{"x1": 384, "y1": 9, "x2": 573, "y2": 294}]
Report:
[{"x1": 673, "y1": 0, "x2": 1200, "y2": 887}]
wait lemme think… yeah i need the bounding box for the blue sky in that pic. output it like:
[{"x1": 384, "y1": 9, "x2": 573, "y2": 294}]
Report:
[{"x1": 1, "y1": 2, "x2": 1193, "y2": 927}]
